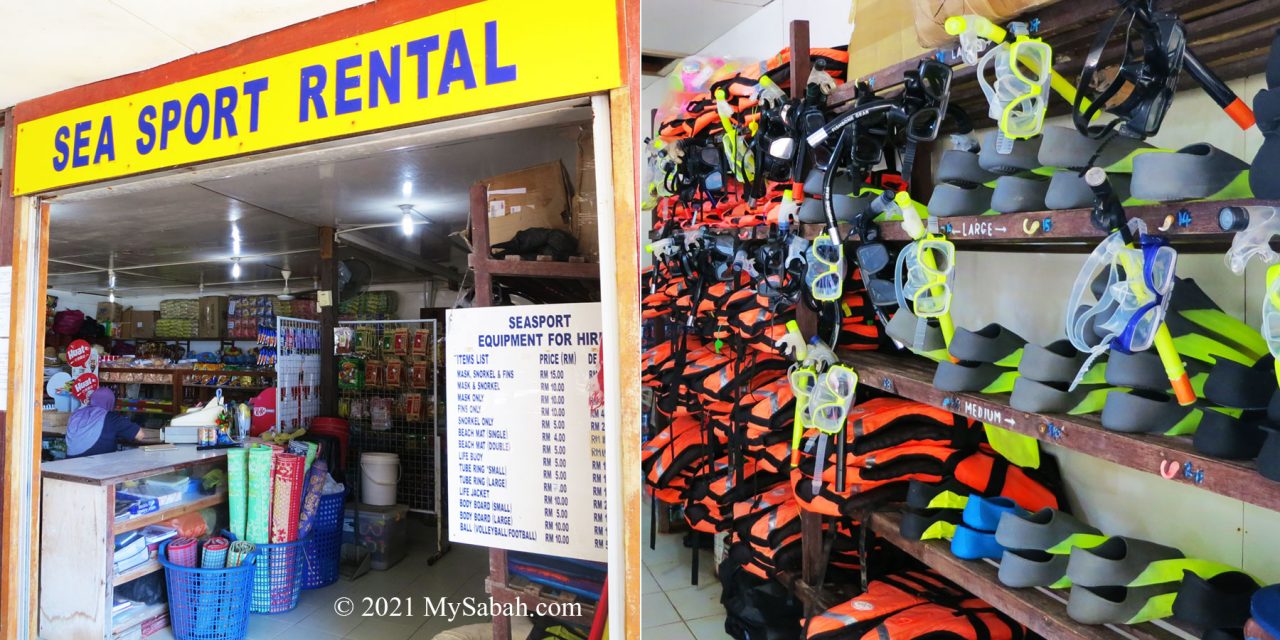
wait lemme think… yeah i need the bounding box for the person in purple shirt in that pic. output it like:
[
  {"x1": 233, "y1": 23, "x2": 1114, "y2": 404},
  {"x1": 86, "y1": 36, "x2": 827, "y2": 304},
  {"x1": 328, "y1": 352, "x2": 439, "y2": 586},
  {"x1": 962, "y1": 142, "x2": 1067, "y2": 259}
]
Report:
[{"x1": 65, "y1": 387, "x2": 141, "y2": 458}]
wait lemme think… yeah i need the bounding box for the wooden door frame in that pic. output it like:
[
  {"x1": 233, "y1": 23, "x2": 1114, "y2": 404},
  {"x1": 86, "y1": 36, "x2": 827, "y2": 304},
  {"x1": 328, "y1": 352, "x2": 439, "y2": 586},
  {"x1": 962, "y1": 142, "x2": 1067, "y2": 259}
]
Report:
[{"x1": 0, "y1": 1, "x2": 641, "y2": 633}]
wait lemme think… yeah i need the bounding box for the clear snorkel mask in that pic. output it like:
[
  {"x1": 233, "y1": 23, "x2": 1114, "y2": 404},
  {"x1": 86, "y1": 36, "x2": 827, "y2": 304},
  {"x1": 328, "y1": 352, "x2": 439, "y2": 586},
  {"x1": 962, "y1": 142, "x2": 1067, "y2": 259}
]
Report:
[
  {"x1": 976, "y1": 22, "x2": 1052, "y2": 148},
  {"x1": 1065, "y1": 218, "x2": 1177, "y2": 389},
  {"x1": 894, "y1": 192, "x2": 955, "y2": 320},
  {"x1": 1219, "y1": 206, "x2": 1280, "y2": 370},
  {"x1": 1221, "y1": 206, "x2": 1280, "y2": 274},
  {"x1": 805, "y1": 232, "x2": 846, "y2": 302}
]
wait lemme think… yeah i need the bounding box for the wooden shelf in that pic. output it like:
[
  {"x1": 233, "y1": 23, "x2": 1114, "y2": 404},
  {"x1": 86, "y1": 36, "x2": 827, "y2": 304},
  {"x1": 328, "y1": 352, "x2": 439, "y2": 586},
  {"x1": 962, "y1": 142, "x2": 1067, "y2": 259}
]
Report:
[
  {"x1": 826, "y1": 0, "x2": 1276, "y2": 122},
  {"x1": 114, "y1": 492, "x2": 226, "y2": 534},
  {"x1": 113, "y1": 558, "x2": 161, "y2": 586},
  {"x1": 842, "y1": 350, "x2": 1280, "y2": 512},
  {"x1": 485, "y1": 580, "x2": 597, "y2": 626},
  {"x1": 735, "y1": 199, "x2": 1280, "y2": 252},
  {"x1": 469, "y1": 256, "x2": 600, "y2": 280},
  {"x1": 111, "y1": 601, "x2": 166, "y2": 635},
  {"x1": 868, "y1": 512, "x2": 1183, "y2": 640}
]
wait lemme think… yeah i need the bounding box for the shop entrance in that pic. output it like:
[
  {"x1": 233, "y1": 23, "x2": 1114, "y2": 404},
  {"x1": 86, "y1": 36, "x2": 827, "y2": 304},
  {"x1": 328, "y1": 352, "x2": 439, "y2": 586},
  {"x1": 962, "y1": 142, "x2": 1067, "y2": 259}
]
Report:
[{"x1": 27, "y1": 98, "x2": 613, "y2": 639}]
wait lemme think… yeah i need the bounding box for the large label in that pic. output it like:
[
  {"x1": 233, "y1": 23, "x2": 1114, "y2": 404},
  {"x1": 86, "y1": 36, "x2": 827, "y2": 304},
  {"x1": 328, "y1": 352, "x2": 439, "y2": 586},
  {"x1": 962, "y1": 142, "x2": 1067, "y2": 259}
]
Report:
[
  {"x1": 12, "y1": 0, "x2": 620, "y2": 195},
  {"x1": 446, "y1": 303, "x2": 606, "y2": 562}
]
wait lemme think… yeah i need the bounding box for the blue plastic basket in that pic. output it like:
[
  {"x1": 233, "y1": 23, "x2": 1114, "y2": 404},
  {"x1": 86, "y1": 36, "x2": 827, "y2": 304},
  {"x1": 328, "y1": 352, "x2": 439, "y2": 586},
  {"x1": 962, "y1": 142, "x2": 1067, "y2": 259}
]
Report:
[
  {"x1": 159, "y1": 540, "x2": 257, "y2": 640},
  {"x1": 301, "y1": 492, "x2": 345, "y2": 589},
  {"x1": 250, "y1": 537, "x2": 306, "y2": 614}
]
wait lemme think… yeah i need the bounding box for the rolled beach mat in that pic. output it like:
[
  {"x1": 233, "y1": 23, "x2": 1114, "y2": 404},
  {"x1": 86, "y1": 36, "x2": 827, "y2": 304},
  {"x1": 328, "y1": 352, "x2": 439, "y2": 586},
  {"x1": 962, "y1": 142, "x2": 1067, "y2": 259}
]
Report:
[
  {"x1": 246, "y1": 445, "x2": 274, "y2": 544},
  {"x1": 201, "y1": 536, "x2": 229, "y2": 569},
  {"x1": 167, "y1": 537, "x2": 198, "y2": 567},
  {"x1": 227, "y1": 447, "x2": 248, "y2": 541}
]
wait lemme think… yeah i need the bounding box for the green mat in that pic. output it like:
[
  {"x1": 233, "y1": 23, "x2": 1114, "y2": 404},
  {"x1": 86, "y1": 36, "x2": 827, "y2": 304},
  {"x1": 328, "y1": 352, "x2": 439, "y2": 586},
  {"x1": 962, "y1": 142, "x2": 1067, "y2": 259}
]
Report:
[
  {"x1": 246, "y1": 445, "x2": 274, "y2": 544},
  {"x1": 303, "y1": 441, "x2": 317, "y2": 476},
  {"x1": 227, "y1": 447, "x2": 248, "y2": 540}
]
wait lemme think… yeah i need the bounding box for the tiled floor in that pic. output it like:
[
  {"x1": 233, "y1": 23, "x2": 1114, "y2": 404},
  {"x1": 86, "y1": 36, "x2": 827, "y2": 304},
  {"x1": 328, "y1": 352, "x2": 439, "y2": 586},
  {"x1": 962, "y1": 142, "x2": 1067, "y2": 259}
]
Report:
[
  {"x1": 141, "y1": 519, "x2": 525, "y2": 640},
  {"x1": 642, "y1": 501, "x2": 729, "y2": 639}
]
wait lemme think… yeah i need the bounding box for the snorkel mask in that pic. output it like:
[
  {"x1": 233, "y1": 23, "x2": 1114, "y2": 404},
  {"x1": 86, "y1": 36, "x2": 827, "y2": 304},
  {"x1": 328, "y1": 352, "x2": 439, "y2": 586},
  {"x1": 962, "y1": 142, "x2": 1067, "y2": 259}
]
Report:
[
  {"x1": 1219, "y1": 205, "x2": 1280, "y2": 384},
  {"x1": 1074, "y1": 1, "x2": 1185, "y2": 139},
  {"x1": 805, "y1": 232, "x2": 845, "y2": 302},
  {"x1": 1074, "y1": 1, "x2": 1254, "y2": 139},
  {"x1": 893, "y1": 192, "x2": 957, "y2": 346},
  {"x1": 1065, "y1": 218, "x2": 1177, "y2": 387},
  {"x1": 975, "y1": 22, "x2": 1051, "y2": 142}
]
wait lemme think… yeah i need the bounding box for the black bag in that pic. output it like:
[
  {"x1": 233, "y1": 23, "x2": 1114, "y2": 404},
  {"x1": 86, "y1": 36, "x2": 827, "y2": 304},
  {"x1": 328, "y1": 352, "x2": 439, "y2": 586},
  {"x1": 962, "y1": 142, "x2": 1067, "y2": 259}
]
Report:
[{"x1": 491, "y1": 228, "x2": 579, "y2": 261}]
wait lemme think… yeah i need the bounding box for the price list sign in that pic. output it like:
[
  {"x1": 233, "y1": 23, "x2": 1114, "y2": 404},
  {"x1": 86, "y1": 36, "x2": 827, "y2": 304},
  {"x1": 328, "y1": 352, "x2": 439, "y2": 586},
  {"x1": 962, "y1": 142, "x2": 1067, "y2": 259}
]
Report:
[{"x1": 446, "y1": 303, "x2": 607, "y2": 562}]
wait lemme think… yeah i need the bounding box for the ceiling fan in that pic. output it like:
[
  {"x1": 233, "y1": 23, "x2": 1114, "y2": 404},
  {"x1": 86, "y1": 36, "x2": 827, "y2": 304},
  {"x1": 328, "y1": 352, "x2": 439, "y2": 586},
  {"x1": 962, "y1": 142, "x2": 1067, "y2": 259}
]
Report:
[{"x1": 278, "y1": 268, "x2": 295, "y2": 300}]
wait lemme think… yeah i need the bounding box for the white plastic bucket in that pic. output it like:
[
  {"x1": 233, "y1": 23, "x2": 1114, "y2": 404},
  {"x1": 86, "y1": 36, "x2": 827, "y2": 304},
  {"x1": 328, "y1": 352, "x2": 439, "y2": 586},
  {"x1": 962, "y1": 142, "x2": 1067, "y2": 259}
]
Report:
[{"x1": 360, "y1": 452, "x2": 400, "y2": 506}]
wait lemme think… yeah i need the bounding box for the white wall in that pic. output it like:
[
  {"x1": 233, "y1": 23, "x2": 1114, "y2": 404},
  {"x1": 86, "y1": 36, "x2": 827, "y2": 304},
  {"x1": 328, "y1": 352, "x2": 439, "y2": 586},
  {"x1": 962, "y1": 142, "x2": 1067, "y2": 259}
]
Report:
[{"x1": 650, "y1": 8, "x2": 1280, "y2": 583}]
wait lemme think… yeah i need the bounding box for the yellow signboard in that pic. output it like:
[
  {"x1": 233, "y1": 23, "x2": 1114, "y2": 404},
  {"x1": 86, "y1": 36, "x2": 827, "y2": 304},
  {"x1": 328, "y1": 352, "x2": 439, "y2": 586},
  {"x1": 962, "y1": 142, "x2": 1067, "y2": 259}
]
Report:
[{"x1": 13, "y1": 0, "x2": 621, "y2": 195}]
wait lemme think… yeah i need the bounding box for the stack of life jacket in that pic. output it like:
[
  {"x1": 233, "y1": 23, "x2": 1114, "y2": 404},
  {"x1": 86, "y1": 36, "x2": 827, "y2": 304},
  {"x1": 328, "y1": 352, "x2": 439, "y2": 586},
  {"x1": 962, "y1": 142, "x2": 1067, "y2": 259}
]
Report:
[
  {"x1": 790, "y1": 398, "x2": 1064, "y2": 521},
  {"x1": 650, "y1": 47, "x2": 850, "y2": 231},
  {"x1": 804, "y1": 570, "x2": 1028, "y2": 640},
  {"x1": 642, "y1": 242, "x2": 883, "y2": 544}
]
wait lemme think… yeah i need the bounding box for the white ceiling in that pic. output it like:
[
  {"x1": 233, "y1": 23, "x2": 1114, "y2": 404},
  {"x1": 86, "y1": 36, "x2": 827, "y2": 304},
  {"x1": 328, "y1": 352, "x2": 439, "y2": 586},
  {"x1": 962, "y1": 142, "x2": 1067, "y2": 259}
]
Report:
[
  {"x1": 0, "y1": 0, "x2": 371, "y2": 108},
  {"x1": 641, "y1": 0, "x2": 774, "y2": 57},
  {"x1": 46, "y1": 116, "x2": 591, "y2": 296}
]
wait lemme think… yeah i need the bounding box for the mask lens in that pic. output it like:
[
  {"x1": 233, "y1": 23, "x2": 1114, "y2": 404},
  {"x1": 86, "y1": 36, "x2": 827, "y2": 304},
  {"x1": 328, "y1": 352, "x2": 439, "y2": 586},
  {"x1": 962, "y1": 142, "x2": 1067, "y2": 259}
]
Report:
[
  {"x1": 769, "y1": 137, "x2": 796, "y2": 160},
  {"x1": 1011, "y1": 41, "x2": 1050, "y2": 86},
  {"x1": 856, "y1": 243, "x2": 891, "y2": 275},
  {"x1": 920, "y1": 61, "x2": 951, "y2": 100},
  {"x1": 867, "y1": 277, "x2": 898, "y2": 307},
  {"x1": 704, "y1": 171, "x2": 724, "y2": 192},
  {"x1": 908, "y1": 108, "x2": 942, "y2": 141}
]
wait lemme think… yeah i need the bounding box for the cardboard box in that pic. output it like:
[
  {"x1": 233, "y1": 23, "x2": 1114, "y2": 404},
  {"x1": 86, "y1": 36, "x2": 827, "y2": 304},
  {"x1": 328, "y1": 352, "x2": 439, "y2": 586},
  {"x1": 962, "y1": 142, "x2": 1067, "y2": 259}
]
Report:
[
  {"x1": 198, "y1": 296, "x2": 228, "y2": 338},
  {"x1": 96, "y1": 301, "x2": 124, "y2": 323},
  {"x1": 573, "y1": 130, "x2": 599, "y2": 262},
  {"x1": 123, "y1": 310, "x2": 157, "y2": 340},
  {"x1": 911, "y1": 0, "x2": 1059, "y2": 47},
  {"x1": 572, "y1": 196, "x2": 599, "y2": 262},
  {"x1": 849, "y1": 0, "x2": 932, "y2": 81},
  {"x1": 478, "y1": 161, "x2": 572, "y2": 250}
]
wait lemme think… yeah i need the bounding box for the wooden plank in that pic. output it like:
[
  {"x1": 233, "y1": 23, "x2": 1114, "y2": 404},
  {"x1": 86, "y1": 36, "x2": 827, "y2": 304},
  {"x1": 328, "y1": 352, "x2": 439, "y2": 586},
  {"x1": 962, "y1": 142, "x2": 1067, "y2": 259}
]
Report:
[
  {"x1": 113, "y1": 492, "x2": 227, "y2": 534},
  {"x1": 828, "y1": 0, "x2": 1273, "y2": 115},
  {"x1": 319, "y1": 225, "x2": 338, "y2": 417},
  {"x1": 776, "y1": 570, "x2": 845, "y2": 612},
  {"x1": 110, "y1": 601, "x2": 166, "y2": 635},
  {"x1": 787, "y1": 199, "x2": 1280, "y2": 250},
  {"x1": 609, "y1": 37, "x2": 643, "y2": 632},
  {"x1": 486, "y1": 580, "x2": 597, "y2": 626},
  {"x1": 472, "y1": 257, "x2": 602, "y2": 280},
  {"x1": 4, "y1": 195, "x2": 50, "y2": 638},
  {"x1": 42, "y1": 445, "x2": 230, "y2": 485},
  {"x1": 38, "y1": 478, "x2": 110, "y2": 639},
  {"x1": 470, "y1": 183, "x2": 493, "y2": 308},
  {"x1": 488, "y1": 548, "x2": 512, "y2": 640},
  {"x1": 843, "y1": 351, "x2": 1280, "y2": 512},
  {"x1": 869, "y1": 513, "x2": 1182, "y2": 640},
  {"x1": 112, "y1": 558, "x2": 161, "y2": 586}
]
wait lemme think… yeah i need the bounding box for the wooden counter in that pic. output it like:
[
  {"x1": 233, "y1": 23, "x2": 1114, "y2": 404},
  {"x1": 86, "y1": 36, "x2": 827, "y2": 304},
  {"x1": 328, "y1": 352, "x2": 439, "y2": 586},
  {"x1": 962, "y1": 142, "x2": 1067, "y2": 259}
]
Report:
[
  {"x1": 39, "y1": 444, "x2": 232, "y2": 640},
  {"x1": 42, "y1": 443, "x2": 232, "y2": 485}
]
